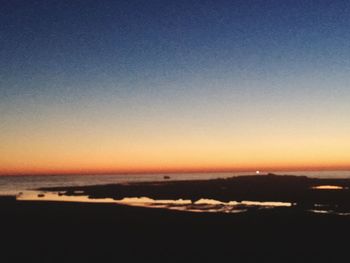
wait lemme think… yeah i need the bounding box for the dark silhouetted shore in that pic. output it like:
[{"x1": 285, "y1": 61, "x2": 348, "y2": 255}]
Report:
[{"x1": 2, "y1": 175, "x2": 350, "y2": 262}]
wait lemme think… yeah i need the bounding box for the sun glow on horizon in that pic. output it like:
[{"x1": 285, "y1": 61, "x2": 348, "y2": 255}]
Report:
[
  {"x1": 1, "y1": 1, "x2": 350, "y2": 176},
  {"x1": 1, "y1": 111, "x2": 350, "y2": 176}
]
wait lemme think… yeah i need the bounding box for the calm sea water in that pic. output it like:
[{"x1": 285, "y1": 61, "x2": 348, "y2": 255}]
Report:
[{"x1": 1, "y1": 171, "x2": 350, "y2": 196}]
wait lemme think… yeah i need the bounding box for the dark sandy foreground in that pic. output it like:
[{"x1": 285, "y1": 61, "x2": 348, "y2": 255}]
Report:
[{"x1": 2, "y1": 175, "x2": 350, "y2": 262}]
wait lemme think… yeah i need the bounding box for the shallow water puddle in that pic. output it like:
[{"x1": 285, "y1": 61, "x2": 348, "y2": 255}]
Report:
[
  {"x1": 308, "y1": 209, "x2": 350, "y2": 216},
  {"x1": 17, "y1": 191, "x2": 116, "y2": 204},
  {"x1": 17, "y1": 190, "x2": 350, "y2": 216},
  {"x1": 16, "y1": 191, "x2": 292, "y2": 214},
  {"x1": 311, "y1": 185, "x2": 347, "y2": 190}
]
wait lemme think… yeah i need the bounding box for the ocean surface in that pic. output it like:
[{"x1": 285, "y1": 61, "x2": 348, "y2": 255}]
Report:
[{"x1": 1, "y1": 171, "x2": 350, "y2": 196}]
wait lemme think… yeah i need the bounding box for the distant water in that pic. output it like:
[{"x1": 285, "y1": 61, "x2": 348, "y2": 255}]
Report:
[{"x1": 1, "y1": 171, "x2": 350, "y2": 196}]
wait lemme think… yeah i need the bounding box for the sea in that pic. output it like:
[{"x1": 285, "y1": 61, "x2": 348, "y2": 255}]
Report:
[{"x1": 1, "y1": 170, "x2": 350, "y2": 196}]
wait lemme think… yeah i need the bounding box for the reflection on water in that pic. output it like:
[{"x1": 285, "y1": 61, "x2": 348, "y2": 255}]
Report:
[
  {"x1": 118, "y1": 197, "x2": 191, "y2": 205},
  {"x1": 17, "y1": 191, "x2": 116, "y2": 204},
  {"x1": 308, "y1": 202, "x2": 350, "y2": 216},
  {"x1": 240, "y1": 201, "x2": 292, "y2": 207},
  {"x1": 309, "y1": 209, "x2": 350, "y2": 216},
  {"x1": 16, "y1": 191, "x2": 291, "y2": 214},
  {"x1": 309, "y1": 209, "x2": 330, "y2": 214},
  {"x1": 311, "y1": 185, "x2": 346, "y2": 190},
  {"x1": 194, "y1": 198, "x2": 229, "y2": 205},
  {"x1": 16, "y1": 191, "x2": 350, "y2": 216}
]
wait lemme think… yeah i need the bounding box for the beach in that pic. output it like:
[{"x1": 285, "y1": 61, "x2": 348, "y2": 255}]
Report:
[
  {"x1": 2, "y1": 174, "x2": 350, "y2": 262},
  {"x1": 2, "y1": 198, "x2": 350, "y2": 263},
  {"x1": 3, "y1": 1, "x2": 350, "y2": 262}
]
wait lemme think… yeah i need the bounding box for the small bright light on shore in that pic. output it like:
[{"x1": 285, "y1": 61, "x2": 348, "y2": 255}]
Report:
[{"x1": 256, "y1": 170, "x2": 260, "y2": 174}]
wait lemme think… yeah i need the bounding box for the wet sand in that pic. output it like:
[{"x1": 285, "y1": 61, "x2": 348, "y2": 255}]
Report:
[{"x1": 2, "y1": 175, "x2": 350, "y2": 262}]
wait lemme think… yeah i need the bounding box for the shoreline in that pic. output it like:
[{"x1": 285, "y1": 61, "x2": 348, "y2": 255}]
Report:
[
  {"x1": 1, "y1": 196, "x2": 350, "y2": 262},
  {"x1": 32, "y1": 174, "x2": 350, "y2": 215},
  {"x1": 3, "y1": 174, "x2": 350, "y2": 216},
  {"x1": 2, "y1": 174, "x2": 350, "y2": 262}
]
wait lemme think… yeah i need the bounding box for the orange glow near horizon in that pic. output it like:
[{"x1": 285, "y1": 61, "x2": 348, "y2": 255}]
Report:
[
  {"x1": 2, "y1": 1, "x2": 350, "y2": 177},
  {"x1": 1, "y1": 139, "x2": 350, "y2": 176},
  {"x1": 1, "y1": 164, "x2": 350, "y2": 176},
  {"x1": 1, "y1": 135, "x2": 350, "y2": 175},
  {"x1": 1, "y1": 120, "x2": 350, "y2": 176},
  {"x1": 2, "y1": 82, "x2": 350, "y2": 176}
]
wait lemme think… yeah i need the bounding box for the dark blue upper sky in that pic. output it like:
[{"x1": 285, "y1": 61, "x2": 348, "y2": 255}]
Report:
[{"x1": 2, "y1": 0, "x2": 350, "y2": 98}]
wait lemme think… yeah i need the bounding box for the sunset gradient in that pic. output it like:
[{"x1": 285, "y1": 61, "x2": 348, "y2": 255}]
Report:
[{"x1": 1, "y1": 1, "x2": 350, "y2": 175}]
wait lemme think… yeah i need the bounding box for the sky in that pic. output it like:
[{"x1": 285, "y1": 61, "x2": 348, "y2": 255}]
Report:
[{"x1": 1, "y1": 0, "x2": 350, "y2": 175}]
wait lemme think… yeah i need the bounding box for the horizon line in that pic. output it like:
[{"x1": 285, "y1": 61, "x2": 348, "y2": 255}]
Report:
[{"x1": 1, "y1": 166, "x2": 350, "y2": 176}]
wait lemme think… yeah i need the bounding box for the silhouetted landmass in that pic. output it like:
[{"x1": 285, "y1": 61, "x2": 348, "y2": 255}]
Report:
[
  {"x1": 42, "y1": 174, "x2": 350, "y2": 212},
  {"x1": 2, "y1": 174, "x2": 350, "y2": 262}
]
